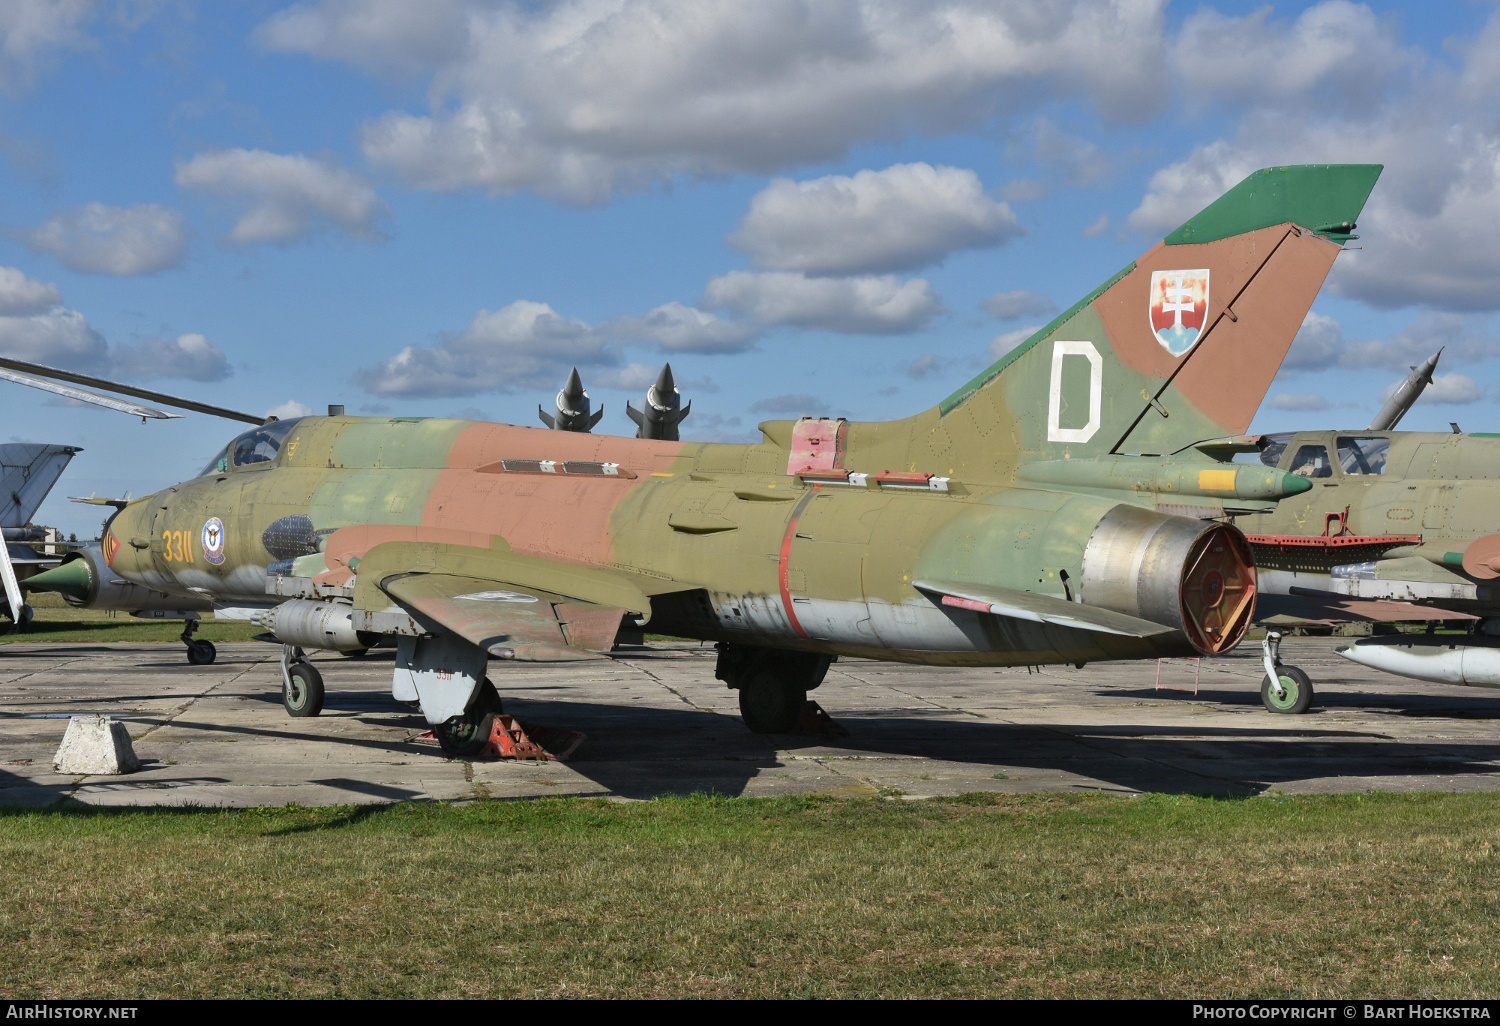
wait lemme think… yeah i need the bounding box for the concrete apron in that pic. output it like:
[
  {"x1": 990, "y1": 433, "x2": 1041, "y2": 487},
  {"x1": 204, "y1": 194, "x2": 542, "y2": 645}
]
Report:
[{"x1": 1, "y1": 639, "x2": 1499, "y2": 808}]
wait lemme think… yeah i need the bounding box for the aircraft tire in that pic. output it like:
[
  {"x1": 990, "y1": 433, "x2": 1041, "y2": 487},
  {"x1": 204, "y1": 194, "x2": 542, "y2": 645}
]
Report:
[
  {"x1": 283, "y1": 660, "x2": 325, "y2": 717},
  {"x1": 1260, "y1": 665, "x2": 1313, "y2": 714},
  {"x1": 186, "y1": 640, "x2": 217, "y2": 665},
  {"x1": 435, "y1": 680, "x2": 502, "y2": 757},
  {"x1": 738, "y1": 670, "x2": 806, "y2": 734}
]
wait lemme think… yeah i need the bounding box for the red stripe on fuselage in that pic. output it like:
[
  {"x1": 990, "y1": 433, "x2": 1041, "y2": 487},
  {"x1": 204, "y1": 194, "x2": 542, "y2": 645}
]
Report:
[{"x1": 778, "y1": 486, "x2": 820, "y2": 639}]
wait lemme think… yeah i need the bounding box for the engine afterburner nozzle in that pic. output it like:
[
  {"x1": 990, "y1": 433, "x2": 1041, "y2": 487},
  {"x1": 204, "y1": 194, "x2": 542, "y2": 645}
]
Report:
[{"x1": 1080, "y1": 505, "x2": 1256, "y2": 655}]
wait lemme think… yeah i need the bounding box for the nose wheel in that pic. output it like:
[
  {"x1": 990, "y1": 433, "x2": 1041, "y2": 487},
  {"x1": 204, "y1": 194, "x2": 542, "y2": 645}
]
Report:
[{"x1": 180, "y1": 619, "x2": 216, "y2": 665}]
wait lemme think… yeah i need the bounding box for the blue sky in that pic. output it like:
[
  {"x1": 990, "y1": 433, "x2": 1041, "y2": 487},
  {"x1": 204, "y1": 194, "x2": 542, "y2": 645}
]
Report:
[{"x1": 2, "y1": 0, "x2": 1498, "y2": 538}]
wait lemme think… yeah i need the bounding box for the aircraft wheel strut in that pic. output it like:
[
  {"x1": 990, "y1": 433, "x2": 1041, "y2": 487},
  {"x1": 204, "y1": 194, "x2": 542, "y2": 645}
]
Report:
[
  {"x1": 1261, "y1": 665, "x2": 1313, "y2": 714},
  {"x1": 283, "y1": 660, "x2": 325, "y2": 717}
]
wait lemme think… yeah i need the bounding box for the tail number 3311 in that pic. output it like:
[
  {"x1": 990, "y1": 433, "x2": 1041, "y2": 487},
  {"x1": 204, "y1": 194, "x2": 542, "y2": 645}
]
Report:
[{"x1": 161, "y1": 530, "x2": 195, "y2": 562}]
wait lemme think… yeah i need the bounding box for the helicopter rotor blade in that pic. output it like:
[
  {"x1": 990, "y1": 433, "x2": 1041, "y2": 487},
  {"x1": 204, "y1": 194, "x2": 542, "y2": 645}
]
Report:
[
  {"x1": 0, "y1": 367, "x2": 181, "y2": 421},
  {"x1": 0, "y1": 355, "x2": 264, "y2": 425}
]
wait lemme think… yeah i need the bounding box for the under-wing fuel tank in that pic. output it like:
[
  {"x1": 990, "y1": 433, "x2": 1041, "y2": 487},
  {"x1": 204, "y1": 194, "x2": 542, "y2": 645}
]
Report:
[{"x1": 1337, "y1": 634, "x2": 1500, "y2": 688}]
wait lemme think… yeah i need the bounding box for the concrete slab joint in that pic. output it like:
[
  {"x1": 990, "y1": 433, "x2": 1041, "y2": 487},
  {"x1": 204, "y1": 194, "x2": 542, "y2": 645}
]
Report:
[{"x1": 53, "y1": 715, "x2": 140, "y2": 775}]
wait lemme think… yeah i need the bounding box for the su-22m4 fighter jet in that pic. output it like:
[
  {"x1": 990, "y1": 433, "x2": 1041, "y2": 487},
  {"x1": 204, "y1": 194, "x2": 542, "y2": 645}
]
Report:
[
  {"x1": 1246, "y1": 409, "x2": 1500, "y2": 700},
  {"x1": 21, "y1": 165, "x2": 1381, "y2": 753}
]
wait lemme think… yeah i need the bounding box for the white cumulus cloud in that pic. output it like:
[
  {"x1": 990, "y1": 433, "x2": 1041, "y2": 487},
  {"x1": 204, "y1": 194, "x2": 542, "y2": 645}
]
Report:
[
  {"x1": 1081, "y1": 214, "x2": 1110, "y2": 238},
  {"x1": 357, "y1": 300, "x2": 611, "y2": 397},
  {"x1": 982, "y1": 289, "x2": 1055, "y2": 321},
  {"x1": 703, "y1": 271, "x2": 941, "y2": 335},
  {"x1": 1269, "y1": 393, "x2": 1332, "y2": 412},
  {"x1": 0, "y1": 266, "x2": 61, "y2": 315},
  {"x1": 1378, "y1": 372, "x2": 1483, "y2": 406},
  {"x1": 20, "y1": 202, "x2": 187, "y2": 275},
  {"x1": 0, "y1": 307, "x2": 107, "y2": 370},
  {"x1": 0, "y1": 265, "x2": 229, "y2": 380},
  {"x1": 0, "y1": 265, "x2": 104, "y2": 369},
  {"x1": 1286, "y1": 311, "x2": 1499, "y2": 372},
  {"x1": 110, "y1": 333, "x2": 231, "y2": 382},
  {"x1": 989, "y1": 325, "x2": 1041, "y2": 360},
  {"x1": 730, "y1": 163, "x2": 1022, "y2": 275},
  {"x1": 1172, "y1": 1, "x2": 1413, "y2": 114},
  {"x1": 175, "y1": 148, "x2": 387, "y2": 245},
  {"x1": 1126, "y1": 4, "x2": 1500, "y2": 311},
  {"x1": 259, "y1": 0, "x2": 1170, "y2": 203},
  {"x1": 267, "y1": 400, "x2": 315, "y2": 420},
  {"x1": 0, "y1": 0, "x2": 97, "y2": 94},
  {"x1": 607, "y1": 302, "x2": 758, "y2": 354}
]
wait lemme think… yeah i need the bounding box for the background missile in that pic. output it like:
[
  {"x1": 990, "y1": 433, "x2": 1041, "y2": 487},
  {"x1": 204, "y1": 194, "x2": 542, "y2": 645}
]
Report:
[
  {"x1": 1368, "y1": 349, "x2": 1441, "y2": 430},
  {"x1": 538, "y1": 367, "x2": 604, "y2": 432},
  {"x1": 626, "y1": 363, "x2": 691, "y2": 441}
]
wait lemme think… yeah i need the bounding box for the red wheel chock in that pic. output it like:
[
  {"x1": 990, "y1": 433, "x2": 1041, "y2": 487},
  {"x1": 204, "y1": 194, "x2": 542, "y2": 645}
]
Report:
[{"x1": 413, "y1": 715, "x2": 586, "y2": 762}]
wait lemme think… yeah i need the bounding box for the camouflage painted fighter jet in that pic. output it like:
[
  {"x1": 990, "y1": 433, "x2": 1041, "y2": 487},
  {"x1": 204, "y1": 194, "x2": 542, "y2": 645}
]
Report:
[
  {"x1": 1245, "y1": 421, "x2": 1500, "y2": 702},
  {"x1": 20, "y1": 164, "x2": 1381, "y2": 751}
]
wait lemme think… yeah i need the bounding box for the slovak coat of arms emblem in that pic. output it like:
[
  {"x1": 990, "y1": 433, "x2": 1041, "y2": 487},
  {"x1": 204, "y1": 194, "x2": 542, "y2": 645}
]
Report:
[
  {"x1": 201, "y1": 517, "x2": 226, "y2": 565},
  {"x1": 1149, "y1": 269, "x2": 1210, "y2": 356}
]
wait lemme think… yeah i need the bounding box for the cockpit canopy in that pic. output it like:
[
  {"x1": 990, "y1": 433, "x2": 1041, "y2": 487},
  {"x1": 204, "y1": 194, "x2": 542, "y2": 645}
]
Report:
[
  {"x1": 198, "y1": 418, "x2": 303, "y2": 476},
  {"x1": 1258, "y1": 431, "x2": 1392, "y2": 477}
]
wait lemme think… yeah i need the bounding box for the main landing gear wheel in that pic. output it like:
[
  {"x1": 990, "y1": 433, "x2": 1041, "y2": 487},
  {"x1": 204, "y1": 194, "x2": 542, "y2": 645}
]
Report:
[
  {"x1": 1261, "y1": 665, "x2": 1313, "y2": 715},
  {"x1": 435, "y1": 679, "x2": 503, "y2": 757},
  {"x1": 738, "y1": 670, "x2": 807, "y2": 734},
  {"x1": 283, "y1": 660, "x2": 325, "y2": 717}
]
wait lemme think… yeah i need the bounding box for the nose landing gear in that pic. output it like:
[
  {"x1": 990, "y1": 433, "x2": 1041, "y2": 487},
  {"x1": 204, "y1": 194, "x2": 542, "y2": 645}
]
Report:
[{"x1": 181, "y1": 619, "x2": 216, "y2": 665}]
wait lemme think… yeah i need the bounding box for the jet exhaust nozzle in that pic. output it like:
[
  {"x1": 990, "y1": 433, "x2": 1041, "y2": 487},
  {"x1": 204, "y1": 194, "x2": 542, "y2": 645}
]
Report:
[{"x1": 1080, "y1": 505, "x2": 1257, "y2": 655}]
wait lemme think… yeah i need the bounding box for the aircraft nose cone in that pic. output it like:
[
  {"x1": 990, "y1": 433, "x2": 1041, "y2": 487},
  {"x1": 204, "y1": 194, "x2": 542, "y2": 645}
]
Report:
[
  {"x1": 655, "y1": 362, "x2": 676, "y2": 394},
  {"x1": 22, "y1": 557, "x2": 93, "y2": 601},
  {"x1": 562, "y1": 367, "x2": 586, "y2": 400}
]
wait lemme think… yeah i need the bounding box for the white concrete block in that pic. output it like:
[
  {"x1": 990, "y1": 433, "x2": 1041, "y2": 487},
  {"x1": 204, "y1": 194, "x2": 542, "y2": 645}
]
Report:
[{"x1": 53, "y1": 715, "x2": 140, "y2": 775}]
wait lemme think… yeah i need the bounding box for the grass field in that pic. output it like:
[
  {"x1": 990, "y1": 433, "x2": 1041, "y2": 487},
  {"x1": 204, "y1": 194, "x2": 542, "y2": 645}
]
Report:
[
  {"x1": 1, "y1": 594, "x2": 260, "y2": 644},
  {"x1": 1, "y1": 793, "x2": 1496, "y2": 998}
]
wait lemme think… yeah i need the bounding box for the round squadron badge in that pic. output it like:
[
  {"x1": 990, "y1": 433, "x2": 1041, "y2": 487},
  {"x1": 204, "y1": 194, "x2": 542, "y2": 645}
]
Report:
[{"x1": 201, "y1": 517, "x2": 227, "y2": 566}]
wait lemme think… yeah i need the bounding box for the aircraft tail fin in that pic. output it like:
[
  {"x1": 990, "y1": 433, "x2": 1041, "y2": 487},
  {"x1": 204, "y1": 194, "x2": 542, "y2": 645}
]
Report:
[
  {"x1": 939, "y1": 164, "x2": 1382, "y2": 456},
  {"x1": 0, "y1": 443, "x2": 79, "y2": 528}
]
